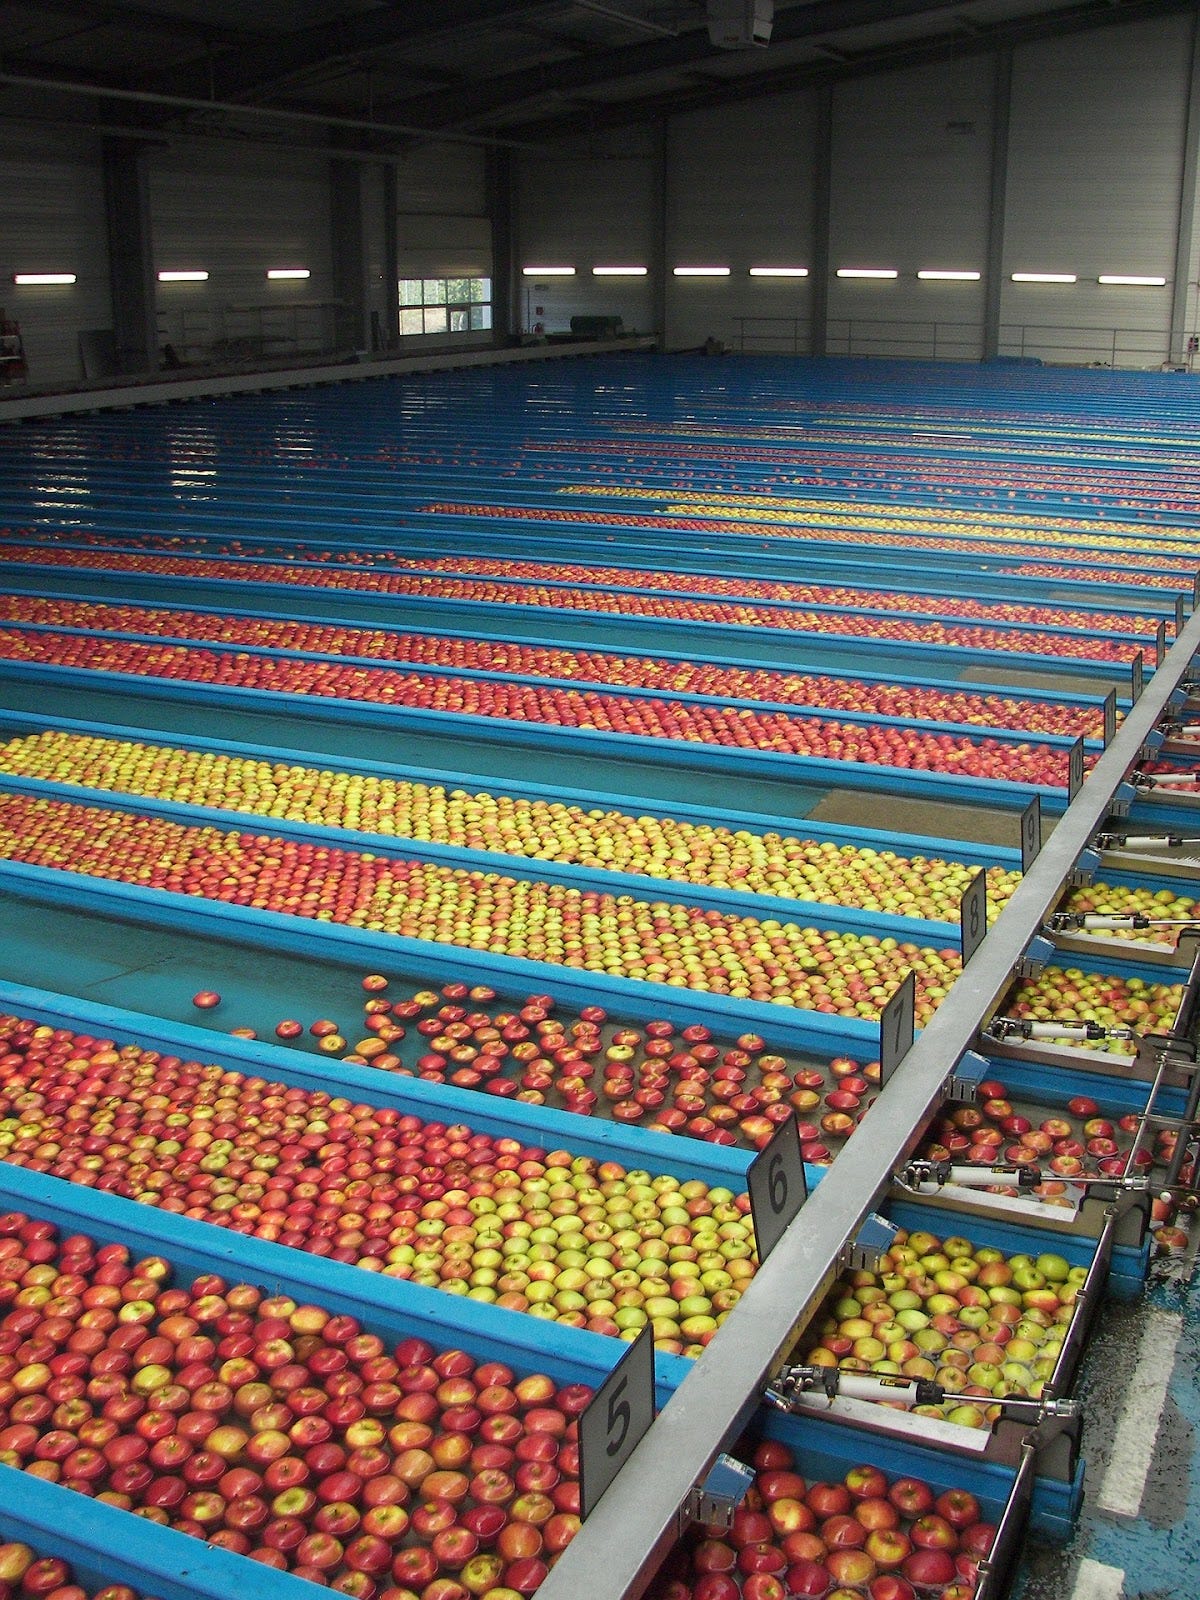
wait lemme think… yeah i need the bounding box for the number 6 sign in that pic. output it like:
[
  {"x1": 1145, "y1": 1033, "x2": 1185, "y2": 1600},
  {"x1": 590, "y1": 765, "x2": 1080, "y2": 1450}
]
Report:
[{"x1": 747, "y1": 1110, "x2": 807, "y2": 1262}]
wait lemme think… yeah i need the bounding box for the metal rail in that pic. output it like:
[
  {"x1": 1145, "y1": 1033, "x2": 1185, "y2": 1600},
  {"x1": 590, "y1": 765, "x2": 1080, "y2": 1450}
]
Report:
[{"x1": 536, "y1": 602, "x2": 1200, "y2": 1600}]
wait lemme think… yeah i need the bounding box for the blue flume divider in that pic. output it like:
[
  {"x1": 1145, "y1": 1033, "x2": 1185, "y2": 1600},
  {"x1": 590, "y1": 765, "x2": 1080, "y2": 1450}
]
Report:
[
  {"x1": 0, "y1": 978, "x2": 754, "y2": 1191},
  {"x1": 0, "y1": 859, "x2": 888, "y2": 1061},
  {"x1": 0, "y1": 769, "x2": 963, "y2": 948},
  {"x1": 0, "y1": 521, "x2": 1190, "y2": 606},
  {"x1": 0, "y1": 602, "x2": 1106, "y2": 754},
  {"x1": 0, "y1": 705, "x2": 1026, "y2": 871},
  {"x1": 0, "y1": 577, "x2": 1126, "y2": 723},
  {"x1": 0, "y1": 659, "x2": 1078, "y2": 815}
]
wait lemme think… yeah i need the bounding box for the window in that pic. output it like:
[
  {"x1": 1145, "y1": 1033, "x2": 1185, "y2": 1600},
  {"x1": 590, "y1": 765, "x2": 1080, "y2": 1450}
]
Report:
[{"x1": 398, "y1": 277, "x2": 492, "y2": 335}]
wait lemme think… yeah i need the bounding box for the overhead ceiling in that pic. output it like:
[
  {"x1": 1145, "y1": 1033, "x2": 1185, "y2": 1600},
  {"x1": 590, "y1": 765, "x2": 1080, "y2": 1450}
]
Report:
[{"x1": 0, "y1": 0, "x2": 1188, "y2": 155}]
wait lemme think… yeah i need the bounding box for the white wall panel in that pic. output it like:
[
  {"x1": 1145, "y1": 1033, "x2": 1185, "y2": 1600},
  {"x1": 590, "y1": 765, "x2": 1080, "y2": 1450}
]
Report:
[
  {"x1": 1003, "y1": 15, "x2": 1191, "y2": 364},
  {"x1": 396, "y1": 143, "x2": 491, "y2": 278},
  {"x1": 0, "y1": 129, "x2": 109, "y2": 387},
  {"x1": 393, "y1": 143, "x2": 494, "y2": 349},
  {"x1": 667, "y1": 95, "x2": 817, "y2": 350},
  {"x1": 149, "y1": 143, "x2": 333, "y2": 360},
  {"x1": 829, "y1": 60, "x2": 992, "y2": 359},
  {"x1": 516, "y1": 133, "x2": 657, "y2": 335}
]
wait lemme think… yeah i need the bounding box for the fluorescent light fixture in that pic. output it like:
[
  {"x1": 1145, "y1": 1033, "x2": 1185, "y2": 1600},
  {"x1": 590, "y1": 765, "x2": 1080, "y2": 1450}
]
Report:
[
  {"x1": 12, "y1": 273, "x2": 75, "y2": 286},
  {"x1": 673, "y1": 266, "x2": 731, "y2": 276},
  {"x1": 592, "y1": 266, "x2": 647, "y2": 276},
  {"x1": 749, "y1": 266, "x2": 809, "y2": 277},
  {"x1": 522, "y1": 266, "x2": 574, "y2": 276},
  {"x1": 267, "y1": 268, "x2": 310, "y2": 280},
  {"x1": 1011, "y1": 272, "x2": 1076, "y2": 283},
  {"x1": 836, "y1": 268, "x2": 898, "y2": 279},
  {"x1": 917, "y1": 269, "x2": 981, "y2": 281},
  {"x1": 1098, "y1": 274, "x2": 1166, "y2": 286},
  {"x1": 158, "y1": 270, "x2": 209, "y2": 282}
]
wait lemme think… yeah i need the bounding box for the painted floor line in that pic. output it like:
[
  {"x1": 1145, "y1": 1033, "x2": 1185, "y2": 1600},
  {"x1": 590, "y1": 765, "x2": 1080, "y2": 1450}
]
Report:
[
  {"x1": 1095, "y1": 1306, "x2": 1183, "y2": 1519},
  {"x1": 1070, "y1": 1557, "x2": 1125, "y2": 1600}
]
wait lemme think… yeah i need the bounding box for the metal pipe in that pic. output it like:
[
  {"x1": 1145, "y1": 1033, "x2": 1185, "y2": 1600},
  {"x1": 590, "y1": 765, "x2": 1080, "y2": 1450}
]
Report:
[
  {"x1": 0, "y1": 70, "x2": 536, "y2": 150},
  {"x1": 571, "y1": 0, "x2": 680, "y2": 37},
  {"x1": 536, "y1": 608, "x2": 1200, "y2": 1600}
]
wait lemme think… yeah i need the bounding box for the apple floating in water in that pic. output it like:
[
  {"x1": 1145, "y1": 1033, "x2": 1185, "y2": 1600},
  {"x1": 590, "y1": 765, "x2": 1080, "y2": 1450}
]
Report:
[
  {"x1": 0, "y1": 1207, "x2": 589, "y2": 1593},
  {"x1": 657, "y1": 1435, "x2": 996, "y2": 1600},
  {"x1": 0, "y1": 1007, "x2": 757, "y2": 1357},
  {"x1": 191, "y1": 991, "x2": 221, "y2": 1009}
]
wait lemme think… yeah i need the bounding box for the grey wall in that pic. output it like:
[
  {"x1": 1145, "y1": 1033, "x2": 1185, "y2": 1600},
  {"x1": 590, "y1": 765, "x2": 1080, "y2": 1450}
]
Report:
[
  {"x1": 512, "y1": 10, "x2": 1198, "y2": 365},
  {"x1": 2, "y1": 10, "x2": 1198, "y2": 386},
  {"x1": 0, "y1": 128, "x2": 111, "y2": 385},
  {"x1": 515, "y1": 130, "x2": 658, "y2": 336}
]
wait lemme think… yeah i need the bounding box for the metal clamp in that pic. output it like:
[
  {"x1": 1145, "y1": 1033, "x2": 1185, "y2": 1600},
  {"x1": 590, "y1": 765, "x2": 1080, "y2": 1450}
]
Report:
[
  {"x1": 842, "y1": 1212, "x2": 899, "y2": 1272},
  {"x1": 1015, "y1": 934, "x2": 1055, "y2": 977},
  {"x1": 678, "y1": 1453, "x2": 755, "y2": 1533},
  {"x1": 945, "y1": 1049, "x2": 988, "y2": 1104},
  {"x1": 1067, "y1": 847, "x2": 1101, "y2": 887},
  {"x1": 1047, "y1": 910, "x2": 1200, "y2": 935},
  {"x1": 1132, "y1": 768, "x2": 1200, "y2": 790},
  {"x1": 894, "y1": 1157, "x2": 1041, "y2": 1193},
  {"x1": 765, "y1": 1363, "x2": 1080, "y2": 1427},
  {"x1": 1095, "y1": 829, "x2": 1200, "y2": 851}
]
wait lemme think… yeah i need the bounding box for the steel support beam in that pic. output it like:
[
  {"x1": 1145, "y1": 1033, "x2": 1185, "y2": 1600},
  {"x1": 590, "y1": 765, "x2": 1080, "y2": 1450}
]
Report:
[
  {"x1": 102, "y1": 137, "x2": 157, "y2": 376},
  {"x1": 487, "y1": 148, "x2": 516, "y2": 342},
  {"x1": 982, "y1": 47, "x2": 1012, "y2": 361},
  {"x1": 1171, "y1": 6, "x2": 1200, "y2": 363},
  {"x1": 811, "y1": 84, "x2": 832, "y2": 359},
  {"x1": 536, "y1": 605, "x2": 1200, "y2": 1600}
]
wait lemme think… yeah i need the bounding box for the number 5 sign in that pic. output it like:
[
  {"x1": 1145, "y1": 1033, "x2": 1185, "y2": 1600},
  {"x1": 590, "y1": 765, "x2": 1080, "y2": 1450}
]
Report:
[{"x1": 579, "y1": 1325, "x2": 656, "y2": 1519}]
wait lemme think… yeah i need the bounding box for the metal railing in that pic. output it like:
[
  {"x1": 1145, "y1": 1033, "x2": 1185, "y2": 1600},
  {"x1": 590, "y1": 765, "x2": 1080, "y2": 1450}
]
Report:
[
  {"x1": 827, "y1": 317, "x2": 983, "y2": 361},
  {"x1": 997, "y1": 322, "x2": 1171, "y2": 369},
  {"x1": 731, "y1": 315, "x2": 814, "y2": 354},
  {"x1": 729, "y1": 314, "x2": 1181, "y2": 368}
]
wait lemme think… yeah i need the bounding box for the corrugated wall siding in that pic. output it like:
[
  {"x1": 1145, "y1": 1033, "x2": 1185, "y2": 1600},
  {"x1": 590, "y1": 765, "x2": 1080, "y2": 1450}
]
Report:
[
  {"x1": 0, "y1": 129, "x2": 109, "y2": 388},
  {"x1": 666, "y1": 96, "x2": 818, "y2": 353},
  {"x1": 516, "y1": 131, "x2": 658, "y2": 337},
  {"x1": 149, "y1": 143, "x2": 334, "y2": 362},
  {"x1": 828, "y1": 58, "x2": 993, "y2": 361},
  {"x1": 1002, "y1": 14, "x2": 1192, "y2": 366},
  {"x1": 514, "y1": 11, "x2": 1197, "y2": 367}
]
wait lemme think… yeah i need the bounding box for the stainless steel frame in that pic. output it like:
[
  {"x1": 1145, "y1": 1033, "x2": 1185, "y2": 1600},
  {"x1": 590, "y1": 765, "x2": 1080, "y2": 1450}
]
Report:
[{"x1": 538, "y1": 608, "x2": 1200, "y2": 1600}]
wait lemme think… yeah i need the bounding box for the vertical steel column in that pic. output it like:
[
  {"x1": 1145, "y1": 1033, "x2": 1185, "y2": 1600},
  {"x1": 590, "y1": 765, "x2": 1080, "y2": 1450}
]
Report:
[
  {"x1": 811, "y1": 84, "x2": 832, "y2": 358},
  {"x1": 487, "y1": 148, "x2": 515, "y2": 342},
  {"x1": 1170, "y1": 7, "x2": 1200, "y2": 363},
  {"x1": 983, "y1": 48, "x2": 1013, "y2": 362},
  {"x1": 380, "y1": 163, "x2": 400, "y2": 351},
  {"x1": 102, "y1": 138, "x2": 157, "y2": 375},
  {"x1": 655, "y1": 120, "x2": 669, "y2": 346},
  {"x1": 330, "y1": 154, "x2": 368, "y2": 352}
]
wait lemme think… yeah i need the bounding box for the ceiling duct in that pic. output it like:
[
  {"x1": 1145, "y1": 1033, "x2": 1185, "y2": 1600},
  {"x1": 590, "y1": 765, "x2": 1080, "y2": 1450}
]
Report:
[{"x1": 706, "y1": 0, "x2": 773, "y2": 48}]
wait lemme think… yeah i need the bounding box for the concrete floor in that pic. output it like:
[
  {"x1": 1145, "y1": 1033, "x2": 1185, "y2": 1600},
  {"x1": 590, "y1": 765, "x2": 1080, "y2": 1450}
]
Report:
[{"x1": 1012, "y1": 1238, "x2": 1199, "y2": 1600}]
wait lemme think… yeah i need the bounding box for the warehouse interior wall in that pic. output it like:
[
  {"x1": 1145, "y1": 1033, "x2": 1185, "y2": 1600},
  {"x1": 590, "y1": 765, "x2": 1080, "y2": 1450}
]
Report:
[
  {"x1": 512, "y1": 8, "x2": 1196, "y2": 364},
  {"x1": 515, "y1": 129, "x2": 658, "y2": 337},
  {"x1": 2, "y1": 9, "x2": 1199, "y2": 387}
]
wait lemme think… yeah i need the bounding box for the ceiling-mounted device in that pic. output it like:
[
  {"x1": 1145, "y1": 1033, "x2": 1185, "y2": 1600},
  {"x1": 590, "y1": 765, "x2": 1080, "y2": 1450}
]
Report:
[{"x1": 707, "y1": 0, "x2": 773, "y2": 49}]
